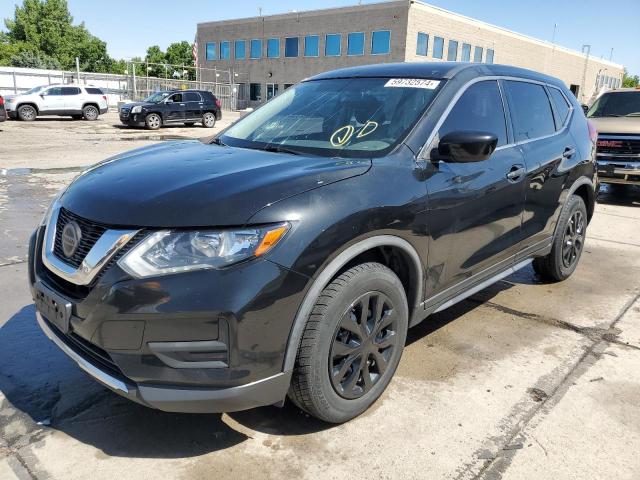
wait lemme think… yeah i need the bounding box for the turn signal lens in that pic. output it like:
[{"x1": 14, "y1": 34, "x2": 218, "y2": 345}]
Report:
[{"x1": 255, "y1": 225, "x2": 289, "y2": 257}]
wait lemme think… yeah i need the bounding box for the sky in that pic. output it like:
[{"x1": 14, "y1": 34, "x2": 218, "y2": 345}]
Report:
[{"x1": 1, "y1": 0, "x2": 639, "y2": 74}]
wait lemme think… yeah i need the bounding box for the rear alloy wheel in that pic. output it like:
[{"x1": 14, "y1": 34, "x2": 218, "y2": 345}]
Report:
[
  {"x1": 202, "y1": 112, "x2": 216, "y2": 128},
  {"x1": 17, "y1": 105, "x2": 37, "y2": 121},
  {"x1": 145, "y1": 113, "x2": 162, "y2": 130},
  {"x1": 83, "y1": 105, "x2": 99, "y2": 121},
  {"x1": 533, "y1": 195, "x2": 587, "y2": 282},
  {"x1": 289, "y1": 262, "x2": 408, "y2": 423}
]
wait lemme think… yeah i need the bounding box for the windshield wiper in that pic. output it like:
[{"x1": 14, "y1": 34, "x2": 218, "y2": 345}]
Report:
[{"x1": 259, "y1": 145, "x2": 301, "y2": 155}]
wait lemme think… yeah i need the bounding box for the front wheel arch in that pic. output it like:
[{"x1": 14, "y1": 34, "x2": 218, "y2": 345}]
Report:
[{"x1": 282, "y1": 235, "x2": 424, "y2": 373}]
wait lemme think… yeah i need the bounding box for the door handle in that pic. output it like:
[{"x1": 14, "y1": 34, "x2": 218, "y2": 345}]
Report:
[
  {"x1": 506, "y1": 164, "x2": 526, "y2": 182},
  {"x1": 563, "y1": 147, "x2": 576, "y2": 159}
]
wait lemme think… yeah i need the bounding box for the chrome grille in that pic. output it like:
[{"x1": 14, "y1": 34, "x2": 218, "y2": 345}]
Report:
[{"x1": 53, "y1": 208, "x2": 108, "y2": 268}]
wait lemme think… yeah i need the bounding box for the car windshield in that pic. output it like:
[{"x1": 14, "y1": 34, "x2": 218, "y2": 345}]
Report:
[
  {"x1": 24, "y1": 86, "x2": 46, "y2": 95},
  {"x1": 220, "y1": 77, "x2": 443, "y2": 158},
  {"x1": 588, "y1": 91, "x2": 640, "y2": 117},
  {"x1": 144, "y1": 92, "x2": 171, "y2": 103}
]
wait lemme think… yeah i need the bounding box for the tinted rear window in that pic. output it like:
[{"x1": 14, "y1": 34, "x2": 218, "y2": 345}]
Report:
[
  {"x1": 548, "y1": 87, "x2": 571, "y2": 128},
  {"x1": 504, "y1": 81, "x2": 556, "y2": 141},
  {"x1": 184, "y1": 92, "x2": 202, "y2": 102},
  {"x1": 85, "y1": 87, "x2": 103, "y2": 95}
]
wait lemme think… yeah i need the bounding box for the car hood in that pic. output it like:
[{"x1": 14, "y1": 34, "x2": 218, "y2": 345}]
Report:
[
  {"x1": 60, "y1": 140, "x2": 371, "y2": 227},
  {"x1": 589, "y1": 116, "x2": 640, "y2": 135}
]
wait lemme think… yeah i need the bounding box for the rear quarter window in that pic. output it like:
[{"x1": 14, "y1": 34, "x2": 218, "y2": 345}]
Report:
[
  {"x1": 504, "y1": 81, "x2": 556, "y2": 142},
  {"x1": 85, "y1": 88, "x2": 104, "y2": 95},
  {"x1": 548, "y1": 87, "x2": 571, "y2": 129}
]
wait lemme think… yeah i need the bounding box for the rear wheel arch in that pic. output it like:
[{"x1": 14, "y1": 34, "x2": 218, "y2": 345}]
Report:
[{"x1": 283, "y1": 235, "x2": 424, "y2": 372}]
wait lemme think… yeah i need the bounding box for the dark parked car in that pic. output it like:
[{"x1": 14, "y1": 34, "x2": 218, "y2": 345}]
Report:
[
  {"x1": 30, "y1": 62, "x2": 596, "y2": 423},
  {"x1": 0, "y1": 94, "x2": 6, "y2": 122},
  {"x1": 119, "y1": 89, "x2": 222, "y2": 130}
]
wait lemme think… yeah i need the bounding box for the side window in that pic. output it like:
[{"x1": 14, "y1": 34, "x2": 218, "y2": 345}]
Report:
[
  {"x1": 184, "y1": 92, "x2": 201, "y2": 102},
  {"x1": 548, "y1": 87, "x2": 571, "y2": 129},
  {"x1": 169, "y1": 93, "x2": 183, "y2": 103},
  {"x1": 45, "y1": 87, "x2": 62, "y2": 96},
  {"x1": 504, "y1": 81, "x2": 556, "y2": 141},
  {"x1": 439, "y1": 80, "x2": 507, "y2": 147},
  {"x1": 61, "y1": 87, "x2": 81, "y2": 95},
  {"x1": 85, "y1": 87, "x2": 103, "y2": 95}
]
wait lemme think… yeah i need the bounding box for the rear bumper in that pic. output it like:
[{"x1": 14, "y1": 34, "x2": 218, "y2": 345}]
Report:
[{"x1": 597, "y1": 159, "x2": 640, "y2": 185}]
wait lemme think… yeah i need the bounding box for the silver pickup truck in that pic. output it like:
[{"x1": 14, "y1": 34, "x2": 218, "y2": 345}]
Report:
[{"x1": 587, "y1": 88, "x2": 640, "y2": 186}]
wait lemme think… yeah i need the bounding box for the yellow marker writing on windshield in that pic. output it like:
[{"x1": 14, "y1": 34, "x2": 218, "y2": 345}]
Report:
[{"x1": 330, "y1": 125, "x2": 355, "y2": 147}]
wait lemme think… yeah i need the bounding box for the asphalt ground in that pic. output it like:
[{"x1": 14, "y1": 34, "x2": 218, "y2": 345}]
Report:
[{"x1": 1, "y1": 112, "x2": 639, "y2": 480}]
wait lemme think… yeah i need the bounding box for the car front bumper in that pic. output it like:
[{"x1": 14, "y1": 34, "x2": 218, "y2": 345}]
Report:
[
  {"x1": 119, "y1": 113, "x2": 146, "y2": 127},
  {"x1": 28, "y1": 226, "x2": 309, "y2": 413},
  {"x1": 597, "y1": 159, "x2": 640, "y2": 185}
]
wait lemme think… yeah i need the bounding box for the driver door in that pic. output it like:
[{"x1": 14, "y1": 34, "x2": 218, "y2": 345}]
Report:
[
  {"x1": 39, "y1": 87, "x2": 66, "y2": 112},
  {"x1": 424, "y1": 80, "x2": 527, "y2": 297},
  {"x1": 165, "y1": 92, "x2": 187, "y2": 122}
]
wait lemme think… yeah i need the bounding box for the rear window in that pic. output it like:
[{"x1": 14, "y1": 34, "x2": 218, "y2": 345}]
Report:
[
  {"x1": 548, "y1": 87, "x2": 571, "y2": 129},
  {"x1": 504, "y1": 81, "x2": 556, "y2": 142},
  {"x1": 61, "y1": 87, "x2": 81, "y2": 95},
  {"x1": 184, "y1": 92, "x2": 202, "y2": 102},
  {"x1": 85, "y1": 87, "x2": 104, "y2": 95}
]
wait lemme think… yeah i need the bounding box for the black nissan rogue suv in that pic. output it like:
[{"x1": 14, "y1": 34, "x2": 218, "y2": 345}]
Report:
[{"x1": 29, "y1": 63, "x2": 597, "y2": 423}]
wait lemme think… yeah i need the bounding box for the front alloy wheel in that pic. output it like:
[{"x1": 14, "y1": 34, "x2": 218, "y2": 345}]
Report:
[
  {"x1": 289, "y1": 262, "x2": 408, "y2": 423},
  {"x1": 330, "y1": 292, "x2": 400, "y2": 399},
  {"x1": 145, "y1": 113, "x2": 161, "y2": 130}
]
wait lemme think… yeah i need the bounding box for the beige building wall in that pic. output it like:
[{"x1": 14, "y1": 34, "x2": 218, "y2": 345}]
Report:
[
  {"x1": 197, "y1": 0, "x2": 624, "y2": 106},
  {"x1": 405, "y1": 2, "x2": 623, "y2": 103}
]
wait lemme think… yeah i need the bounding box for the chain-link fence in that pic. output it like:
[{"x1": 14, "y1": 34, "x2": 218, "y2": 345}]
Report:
[{"x1": 0, "y1": 64, "x2": 250, "y2": 110}]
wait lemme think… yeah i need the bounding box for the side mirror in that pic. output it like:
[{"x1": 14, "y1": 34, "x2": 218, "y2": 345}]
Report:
[
  {"x1": 581, "y1": 104, "x2": 589, "y2": 114},
  {"x1": 436, "y1": 131, "x2": 498, "y2": 163}
]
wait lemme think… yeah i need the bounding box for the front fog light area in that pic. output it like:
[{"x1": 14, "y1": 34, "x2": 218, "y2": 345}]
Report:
[{"x1": 118, "y1": 224, "x2": 289, "y2": 278}]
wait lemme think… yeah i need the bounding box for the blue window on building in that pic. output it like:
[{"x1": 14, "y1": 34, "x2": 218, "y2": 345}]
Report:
[
  {"x1": 325, "y1": 34, "x2": 342, "y2": 56},
  {"x1": 447, "y1": 40, "x2": 458, "y2": 61},
  {"x1": 267, "y1": 38, "x2": 280, "y2": 58},
  {"x1": 250, "y1": 39, "x2": 262, "y2": 59},
  {"x1": 347, "y1": 32, "x2": 365, "y2": 56},
  {"x1": 285, "y1": 37, "x2": 299, "y2": 57},
  {"x1": 474, "y1": 46, "x2": 483, "y2": 62},
  {"x1": 235, "y1": 40, "x2": 246, "y2": 60},
  {"x1": 416, "y1": 32, "x2": 428, "y2": 56},
  {"x1": 433, "y1": 36, "x2": 444, "y2": 59},
  {"x1": 220, "y1": 41, "x2": 230, "y2": 60},
  {"x1": 206, "y1": 42, "x2": 217, "y2": 61},
  {"x1": 304, "y1": 35, "x2": 319, "y2": 57},
  {"x1": 371, "y1": 30, "x2": 391, "y2": 55},
  {"x1": 461, "y1": 43, "x2": 471, "y2": 61},
  {"x1": 486, "y1": 49, "x2": 494, "y2": 64}
]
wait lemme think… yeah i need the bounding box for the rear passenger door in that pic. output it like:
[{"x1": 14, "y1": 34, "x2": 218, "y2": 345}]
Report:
[
  {"x1": 502, "y1": 80, "x2": 578, "y2": 255},
  {"x1": 61, "y1": 86, "x2": 82, "y2": 111},
  {"x1": 425, "y1": 80, "x2": 528, "y2": 295},
  {"x1": 183, "y1": 91, "x2": 203, "y2": 120}
]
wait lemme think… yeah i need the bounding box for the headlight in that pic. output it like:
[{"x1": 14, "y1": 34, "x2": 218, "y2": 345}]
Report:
[
  {"x1": 118, "y1": 223, "x2": 290, "y2": 278},
  {"x1": 131, "y1": 105, "x2": 142, "y2": 114}
]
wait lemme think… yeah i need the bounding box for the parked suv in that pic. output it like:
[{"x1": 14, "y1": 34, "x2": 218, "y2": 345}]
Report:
[
  {"x1": 587, "y1": 88, "x2": 640, "y2": 186},
  {"x1": 0, "y1": 94, "x2": 6, "y2": 122},
  {"x1": 4, "y1": 84, "x2": 108, "y2": 121},
  {"x1": 119, "y1": 89, "x2": 222, "y2": 130},
  {"x1": 29, "y1": 63, "x2": 596, "y2": 423}
]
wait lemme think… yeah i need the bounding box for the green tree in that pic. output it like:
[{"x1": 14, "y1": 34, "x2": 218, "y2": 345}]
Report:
[
  {"x1": 10, "y1": 49, "x2": 61, "y2": 69},
  {"x1": 166, "y1": 41, "x2": 195, "y2": 80},
  {"x1": 622, "y1": 68, "x2": 639, "y2": 88},
  {"x1": 2, "y1": 0, "x2": 114, "y2": 72},
  {"x1": 144, "y1": 44, "x2": 166, "y2": 77}
]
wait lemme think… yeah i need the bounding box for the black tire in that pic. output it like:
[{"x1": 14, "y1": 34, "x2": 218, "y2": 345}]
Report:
[
  {"x1": 82, "y1": 105, "x2": 99, "y2": 121},
  {"x1": 145, "y1": 113, "x2": 162, "y2": 130},
  {"x1": 202, "y1": 112, "x2": 216, "y2": 128},
  {"x1": 289, "y1": 262, "x2": 408, "y2": 423},
  {"x1": 533, "y1": 195, "x2": 587, "y2": 282},
  {"x1": 184, "y1": 122, "x2": 195, "y2": 127},
  {"x1": 17, "y1": 105, "x2": 37, "y2": 121}
]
